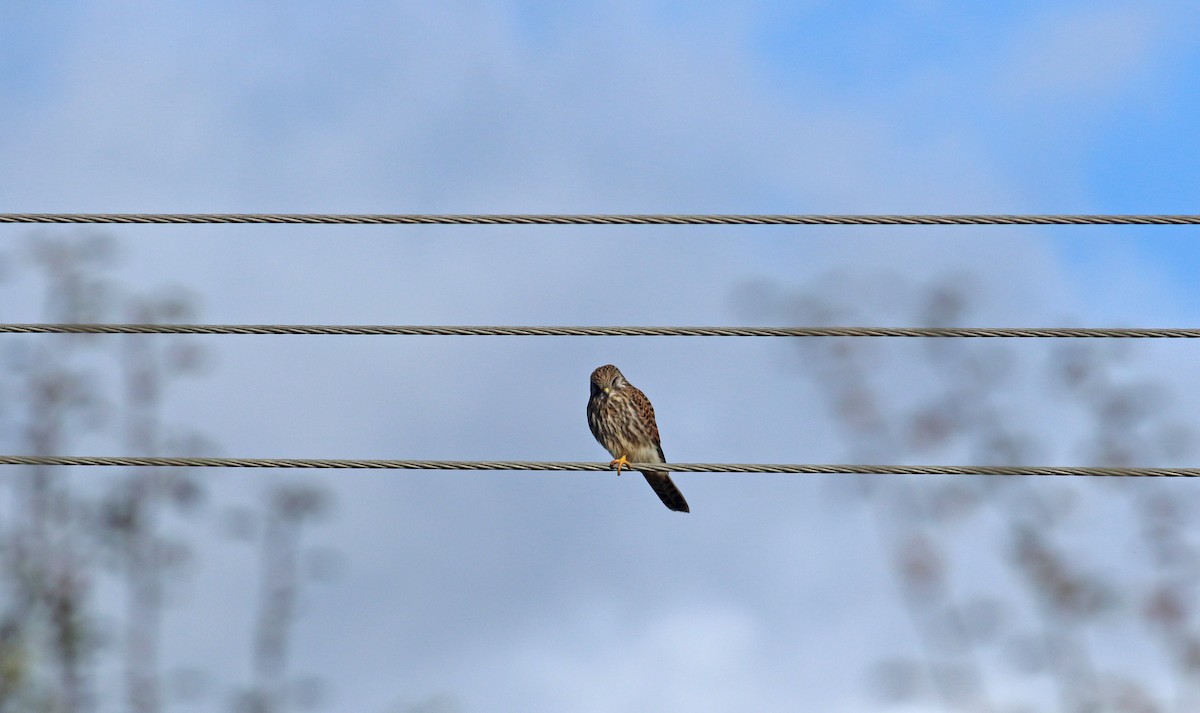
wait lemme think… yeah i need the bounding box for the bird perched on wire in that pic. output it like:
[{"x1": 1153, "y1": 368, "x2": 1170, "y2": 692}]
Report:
[{"x1": 587, "y1": 364, "x2": 689, "y2": 513}]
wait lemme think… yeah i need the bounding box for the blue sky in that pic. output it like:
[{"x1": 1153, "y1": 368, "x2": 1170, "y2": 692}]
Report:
[{"x1": 3, "y1": 2, "x2": 1200, "y2": 712}]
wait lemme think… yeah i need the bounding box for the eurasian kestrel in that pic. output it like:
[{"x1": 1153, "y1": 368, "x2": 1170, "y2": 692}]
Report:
[{"x1": 587, "y1": 364, "x2": 689, "y2": 513}]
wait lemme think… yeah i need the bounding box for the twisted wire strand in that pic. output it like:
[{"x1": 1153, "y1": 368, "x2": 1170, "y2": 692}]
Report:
[
  {"x1": 3, "y1": 324, "x2": 1200, "y2": 338},
  {"x1": 0, "y1": 455, "x2": 1195, "y2": 477},
  {"x1": 3, "y1": 213, "x2": 1200, "y2": 226}
]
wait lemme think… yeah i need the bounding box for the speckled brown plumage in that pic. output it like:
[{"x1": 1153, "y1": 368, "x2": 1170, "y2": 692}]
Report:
[{"x1": 586, "y1": 365, "x2": 689, "y2": 513}]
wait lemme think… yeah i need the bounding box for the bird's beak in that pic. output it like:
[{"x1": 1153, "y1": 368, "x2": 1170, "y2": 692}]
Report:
[{"x1": 602, "y1": 386, "x2": 611, "y2": 396}]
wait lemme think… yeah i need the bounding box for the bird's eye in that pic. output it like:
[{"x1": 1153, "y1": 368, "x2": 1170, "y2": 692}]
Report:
[{"x1": 611, "y1": 379, "x2": 620, "y2": 388}]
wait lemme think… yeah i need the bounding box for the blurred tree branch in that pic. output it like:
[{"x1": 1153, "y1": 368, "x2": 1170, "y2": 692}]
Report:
[
  {"x1": 739, "y1": 273, "x2": 1198, "y2": 713},
  {"x1": 0, "y1": 232, "x2": 336, "y2": 713}
]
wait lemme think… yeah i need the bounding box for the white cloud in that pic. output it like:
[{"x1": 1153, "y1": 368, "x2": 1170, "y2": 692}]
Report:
[
  {"x1": 505, "y1": 604, "x2": 771, "y2": 712},
  {"x1": 999, "y1": 5, "x2": 1161, "y2": 102}
]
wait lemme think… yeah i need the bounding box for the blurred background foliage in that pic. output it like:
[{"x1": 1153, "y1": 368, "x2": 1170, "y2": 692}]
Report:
[
  {"x1": 741, "y1": 273, "x2": 1199, "y2": 713},
  {"x1": 0, "y1": 233, "x2": 334, "y2": 713}
]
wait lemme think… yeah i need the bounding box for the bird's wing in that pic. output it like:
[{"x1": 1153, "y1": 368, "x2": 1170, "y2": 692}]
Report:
[{"x1": 630, "y1": 386, "x2": 661, "y2": 446}]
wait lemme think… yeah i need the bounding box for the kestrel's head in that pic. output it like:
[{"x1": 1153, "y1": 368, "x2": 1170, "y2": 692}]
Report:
[{"x1": 590, "y1": 364, "x2": 627, "y2": 398}]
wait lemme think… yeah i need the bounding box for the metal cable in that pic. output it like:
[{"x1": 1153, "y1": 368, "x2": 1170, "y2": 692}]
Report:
[
  {"x1": 3, "y1": 213, "x2": 1200, "y2": 226},
  {"x1": 2, "y1": 323, "x2": 1200, "y2": 338},
  {"x1": 0, "y1": 455, "x2": 1196, "y2": 477}
]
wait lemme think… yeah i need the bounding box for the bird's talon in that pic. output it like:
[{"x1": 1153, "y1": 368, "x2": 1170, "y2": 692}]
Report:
[{"x1": 610, "y1": 455, "x2": 630, "y2": 476}]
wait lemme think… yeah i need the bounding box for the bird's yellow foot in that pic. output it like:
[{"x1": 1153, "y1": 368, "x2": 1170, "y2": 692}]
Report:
[{"x1": 610, "y1": 455, "x2": 630, "y2": 476}]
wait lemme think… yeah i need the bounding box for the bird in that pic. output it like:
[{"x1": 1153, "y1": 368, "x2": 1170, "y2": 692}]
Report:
[{"x1": 586, "y1": 364, "x2": 689, "y2": 513}]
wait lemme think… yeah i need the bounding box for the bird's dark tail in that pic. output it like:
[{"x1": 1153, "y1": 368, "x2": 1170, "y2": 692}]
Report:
[{"x1": 641, "y1": 470, "x2": 690, "y2": 513}]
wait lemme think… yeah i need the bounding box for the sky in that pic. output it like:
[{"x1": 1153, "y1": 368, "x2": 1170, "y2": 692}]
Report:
[{"x1": 3, "y1": 2, "x2": 1200, "y2": 712}]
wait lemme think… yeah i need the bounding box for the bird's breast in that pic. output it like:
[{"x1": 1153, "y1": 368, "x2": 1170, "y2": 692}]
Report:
[{"x1": 587, "y1": 394, "x2": 660, "y2": 463}]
